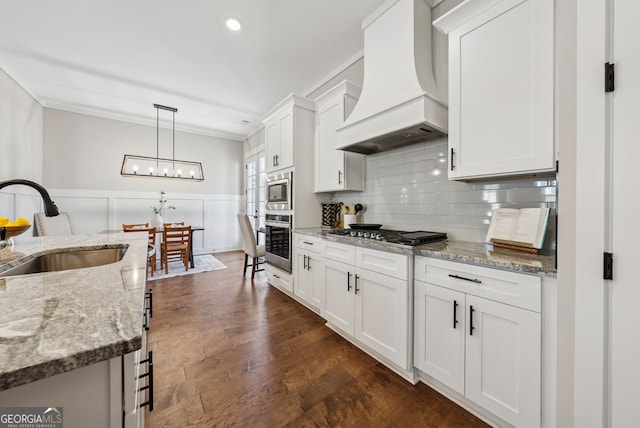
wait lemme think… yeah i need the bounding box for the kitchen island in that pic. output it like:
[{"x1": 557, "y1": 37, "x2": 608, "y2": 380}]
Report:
[{"x1": 0, "y1": 232, "x2": 150, "y2": 427}]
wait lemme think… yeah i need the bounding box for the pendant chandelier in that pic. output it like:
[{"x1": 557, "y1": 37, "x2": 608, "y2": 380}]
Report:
[{"x1": 121, "y1": 104, "x2": 204, "y2": 181}]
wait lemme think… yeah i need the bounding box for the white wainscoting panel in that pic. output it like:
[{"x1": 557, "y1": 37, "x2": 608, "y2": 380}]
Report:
[{"x1": 2, "y1": 188, "x2": 243, "y2": 254}]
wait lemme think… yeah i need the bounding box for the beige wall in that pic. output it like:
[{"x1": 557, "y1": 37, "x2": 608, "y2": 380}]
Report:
[
  {"x1": 43, "y1": 109, "x2": 244, "y2": 195},
  {"x1": 0, "y1": 68, "x2": 43, "y2": 182}
]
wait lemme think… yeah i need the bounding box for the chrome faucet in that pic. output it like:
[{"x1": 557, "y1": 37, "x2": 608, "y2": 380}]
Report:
[{"x1": 0, "y1": 179, "x2": 60, "y2": 249}]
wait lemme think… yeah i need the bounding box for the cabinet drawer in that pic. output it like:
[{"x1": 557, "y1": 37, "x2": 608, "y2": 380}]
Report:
[
  {"x1": 295, "y1": 234, "x2": 321, "y2": 253},
  {"x1": 322, "y1": 240, "x2": 356, "y2": 265},
  {"x1": 415, "y1": 257, "x2": 541, "y2": 312},
  {"x1": 356, "y1": 247, "x2": 408, "y2": 280},
  {"x1": 266, "y1": 265, "x2": 293, "y2": 293}
]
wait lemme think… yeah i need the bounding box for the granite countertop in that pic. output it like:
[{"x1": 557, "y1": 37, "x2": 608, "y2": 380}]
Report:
[
  {"x1": 0, "y1": 232, "x2": 149, "y2": 391},
  {"x1": 295, "y1": 228, "x2": 556, "y2": 277}
]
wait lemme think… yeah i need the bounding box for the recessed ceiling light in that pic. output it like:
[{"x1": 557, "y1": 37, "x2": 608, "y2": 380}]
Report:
[{"x1": 225, "y1": 17, "x2": 242, "y2": 31}]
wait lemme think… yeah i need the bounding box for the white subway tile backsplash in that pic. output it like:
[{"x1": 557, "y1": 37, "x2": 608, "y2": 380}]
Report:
[{"x1": 333, "y1": 139, "x2": 557, "y2": 248}]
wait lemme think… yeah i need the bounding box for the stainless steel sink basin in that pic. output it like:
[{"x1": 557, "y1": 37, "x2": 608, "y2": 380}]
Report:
[{"x1": 0, "y1": 246, "x2": 128, "y2": 277}]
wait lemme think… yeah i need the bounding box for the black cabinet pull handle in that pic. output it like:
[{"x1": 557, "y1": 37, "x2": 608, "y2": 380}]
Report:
[
  {"x1": 469, "y1": 305, "x2": 475, "y2": 336},
  {"x1": 303, "y1": 241, "x2": 314, "y2": 246},
  {"x1": 144, "y1": 307, "x2": 151, "y2": 331},
  {"x1": 448, "y1": 274, "x2": 482, "y2": 284},
  {"x1": 145, "y1": 289, "x2": 153, "y2": 318},
  {"x1": 450, "y1": 148, "x2": 455, "y2": 171},
  {"x1": 338, "y1": 170, "x2": 342, "y2": 185},
  {"x1": 303, "y1": 255, "x2": 307, "y2": 270},
  {"x1": 453, "y1": 300, "x2": 458, "y2": 329},
  {"x1": 307, "y1": 257, "x2": 311, "y2": 270},
  {"x1": 139, "y1": 351, "x2": 154, "y2": 411},
  {"x1": 347, "y1": 272, "x2": 352, "y2": 291},
  {"x1": 354, "y1": 274, "x2": 360, "y2": 294}
]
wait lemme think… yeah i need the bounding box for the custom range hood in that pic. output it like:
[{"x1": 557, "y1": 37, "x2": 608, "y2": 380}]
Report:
[{"x1": 337, "y1": 0, "x2": 448, "y2": 155}]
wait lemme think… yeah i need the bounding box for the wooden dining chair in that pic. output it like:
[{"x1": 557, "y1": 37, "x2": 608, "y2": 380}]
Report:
[
  {"x1": 123, "y1": 226, "x2": 157, "y2": 277},
  {"x1": 122, "y1": 222, "x2": 149, "y2": 229},
  {"x1": 161, "y1": 225, "x2": 191, "y2": 274},
  {"x1": 163, "y1": 221, "x2": 184, "y2": 228}
]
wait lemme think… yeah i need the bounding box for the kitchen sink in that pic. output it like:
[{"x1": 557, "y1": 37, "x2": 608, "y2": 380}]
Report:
[{"x1": 0, "y1": 246, "x2": 128, "y2": 277}]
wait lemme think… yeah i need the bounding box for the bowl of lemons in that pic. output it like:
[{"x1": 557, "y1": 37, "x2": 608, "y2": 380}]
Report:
[{"x1": 0, "y1": 217, "x2": 32, "y2": 240}]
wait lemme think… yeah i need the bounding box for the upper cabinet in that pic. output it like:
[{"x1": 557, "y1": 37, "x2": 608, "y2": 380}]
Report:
[
  {"x1": 263, "y1": 94, "x2": 315, "y2": 174},
  {"x1": 434, "y1": 0, "x2": 556, "y2": 180},
  {"x1": 314, "y1": 81, "x2": 364, "y2": 193}
]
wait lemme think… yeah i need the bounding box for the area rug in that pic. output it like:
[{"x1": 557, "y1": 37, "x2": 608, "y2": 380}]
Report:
[{"x1": 148, "y1": 254, "x2": 227, "y2": 281}]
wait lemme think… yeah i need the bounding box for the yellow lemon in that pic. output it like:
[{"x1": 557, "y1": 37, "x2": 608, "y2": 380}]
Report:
[
  {"x1": 14, "y1": 217, "x2": 30, "y2": 226},
  {"x1": 0, "y1": 217, "x2": 8, "y2": 226}
]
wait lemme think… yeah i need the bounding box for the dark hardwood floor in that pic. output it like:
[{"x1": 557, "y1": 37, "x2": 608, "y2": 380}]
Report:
[{"x1": 146, "y1": 251, "x2": 490, "y2": 427}]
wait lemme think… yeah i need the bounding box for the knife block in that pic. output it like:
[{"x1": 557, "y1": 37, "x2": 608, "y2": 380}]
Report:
[{"x1": 321, "y1": 203, "x2": 341, "y2": 228}]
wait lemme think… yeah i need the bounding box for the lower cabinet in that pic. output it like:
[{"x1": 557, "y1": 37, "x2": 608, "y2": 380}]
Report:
[
  {"x1": 322, "y1": 241, "x2": 411, "y2": 370},
  {"x1": 465, "y1": 294, "x2": 540, "y2": 426},
  {"x1": 414, "y1": 281, "x2": 466, "y2": 394},
  {"x1": 266, "y1": 263, "x2": 293, "y2": 293},
  {"x1": 294, "y1": 234, "x2": 324, "y2": 310},
  {"x1": 354, "y1": 266, "x2": 408, "y2": 367},
  {"x1": 414, "y1": 257, "x2": 542, "y2": 428},
  {"x1": 323, "y1": 258, "x2": 355, "y2": 334}
]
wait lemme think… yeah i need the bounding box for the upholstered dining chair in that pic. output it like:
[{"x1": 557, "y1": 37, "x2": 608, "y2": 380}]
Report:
[
  {"x1": 123, "y1": 226, "x2": 157, "y2": 277},
  {"x1": 34, "y1": 212, "x2": 73, "y2": 236},
  {"x1": 161, "y1": 225, "x2": 191, "y2": 274},
  {"x1": 237, "y1": 213, "x2": 265, "y2": 279}
]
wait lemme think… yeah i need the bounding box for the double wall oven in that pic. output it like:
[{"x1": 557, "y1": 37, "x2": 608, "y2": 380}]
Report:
[{"x1": 265, "y1": 171, "x2": 293, "y2": 272}]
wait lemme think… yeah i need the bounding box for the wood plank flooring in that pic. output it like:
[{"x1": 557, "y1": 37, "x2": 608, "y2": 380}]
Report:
[{"x1": 146, "y1": 251, "x2": 490, "y2": 427}]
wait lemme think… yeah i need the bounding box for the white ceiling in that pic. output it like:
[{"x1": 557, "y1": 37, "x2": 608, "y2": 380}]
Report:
[{"x1": 0, "y1": 0, "x2": 382, "y2": 141}]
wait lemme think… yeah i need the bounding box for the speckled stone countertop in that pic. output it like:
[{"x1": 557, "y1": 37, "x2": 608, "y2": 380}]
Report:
[
  {"x1": 0, "y1": 232, "x2": 149, "y2": 391},
  {"x1": 295, "y1": 228, "x2": 556, "y2": 277}
]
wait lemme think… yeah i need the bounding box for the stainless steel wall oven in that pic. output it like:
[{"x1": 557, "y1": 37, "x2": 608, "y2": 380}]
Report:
[{"x1": 265, "y1": 213, "x2": 292, "y2": 272}]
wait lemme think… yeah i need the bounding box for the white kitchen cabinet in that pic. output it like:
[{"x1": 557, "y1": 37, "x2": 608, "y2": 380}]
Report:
[
  {"x1": 266, "y1": 263, "x2": 293, "y2": 293},
  {"x1": 294, "y1": 234, "x2": 324, "y2": 310},
  {"x1": 354, "y1": 266, "x2": 409, "y2": 366},
  {"x1": 465, "y1": 294, "x2": 541, "y2": 427},
  {"x1": 322, "y1": 239, "x2": 357, "y2": 265},
  {"x1": 314, "y1": 80, "x2": 364, "y2": 192},
  {"x1": 321, "y1": 240, "x2": 412, "y2": 370},
  {"x1": 434, "y1": 0, "x2": 556, "y2": 180},
  {"x1": 263, "y1": 94, "x2": 315, "y2": 174},
  {"x1": 414, "y1": 281, "x2": 466, "y2": 394},
  {"x1": 414, "y1": 256, "x2": 541, "y2": 428},
  {"x1": 322, "y1": 258, "x2": 356, "y2": 334}
]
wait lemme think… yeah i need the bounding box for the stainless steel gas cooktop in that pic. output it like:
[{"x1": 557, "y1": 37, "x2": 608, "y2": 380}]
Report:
[{"x1": 327, "y1": 229, "x2": 447, "y2": 246}]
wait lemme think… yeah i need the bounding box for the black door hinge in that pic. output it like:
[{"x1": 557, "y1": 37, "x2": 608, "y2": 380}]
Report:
[
  {"x1": 605, "y1": 62, "x2": 615, "y2": 92},
  {"x1": 604, "y1": 252, "x2": 614, "y2": 280}
]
